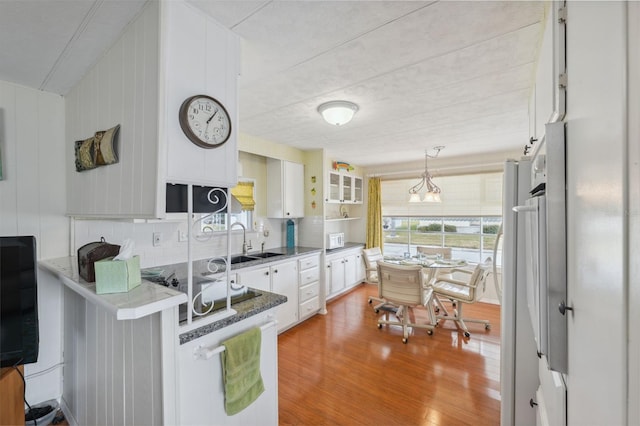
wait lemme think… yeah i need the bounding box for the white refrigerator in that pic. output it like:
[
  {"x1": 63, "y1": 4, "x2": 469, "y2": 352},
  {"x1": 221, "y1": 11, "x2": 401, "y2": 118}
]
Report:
[
  {"x1": 501, "y1": 121, "x2": 568, "y2": 426},
  {"x1": 500, "y1": 157, "x2": 539, "y2": 426}
]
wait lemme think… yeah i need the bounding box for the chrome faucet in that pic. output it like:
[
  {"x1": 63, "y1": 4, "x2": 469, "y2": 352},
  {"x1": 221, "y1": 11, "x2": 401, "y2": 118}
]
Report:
[{"x1": 230, "y1": 222, "x2": 252, "y2": 255}]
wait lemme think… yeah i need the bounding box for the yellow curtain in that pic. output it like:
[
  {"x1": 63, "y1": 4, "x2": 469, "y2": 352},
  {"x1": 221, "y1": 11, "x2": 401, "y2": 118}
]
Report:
[
  {"x1": 366, "y1": 177, "x2": 383, "y2": 251},
  {"x1": 230, "y1": 181, "x2": 255, "y2": 211}
]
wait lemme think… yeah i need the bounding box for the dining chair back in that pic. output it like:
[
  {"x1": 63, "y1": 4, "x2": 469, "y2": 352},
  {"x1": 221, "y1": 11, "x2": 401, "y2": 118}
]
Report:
[
  {"x1": 431, "y1": 258, "x2": 492, "y2": 338},
  {"x1": 362, "y1": 247, "x2": 383, "y2": 283},
  {"x1": 416, "y1": 246, "x2": 454, "y2": 282},
  {"x1": 363, "y1": 247, "x2": 389, "y2": 311},
  {"x1": 376, "y1": 261, "x2": 435, "y2": 343},
  {"x1": 416, "y1": 246, "x2": 452, "y2": 259}
]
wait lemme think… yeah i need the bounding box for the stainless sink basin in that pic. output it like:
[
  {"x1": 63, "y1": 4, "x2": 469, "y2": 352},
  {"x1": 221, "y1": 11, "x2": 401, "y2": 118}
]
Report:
[{"x1": 249, "y1": 252, "x2": 283, "y2": 259}]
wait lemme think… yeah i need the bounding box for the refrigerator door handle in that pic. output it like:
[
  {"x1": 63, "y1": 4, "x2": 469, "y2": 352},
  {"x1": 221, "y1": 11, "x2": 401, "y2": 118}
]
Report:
[
  {"x1": 492, "y1": 224, "x2": 503, "y2": 301},
  {"x1": 512, "y1": 205, "x2": 537, "y2": 213}
]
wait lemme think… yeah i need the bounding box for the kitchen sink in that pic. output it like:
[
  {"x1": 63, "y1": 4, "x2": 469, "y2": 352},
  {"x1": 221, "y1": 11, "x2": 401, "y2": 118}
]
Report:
[
  {"x1": 208, "y1": 253, "x2": 284, "y2": 266},
  {"x1": 229, "y1": 255, "x2": 260, "y2": 264},
  {"x1": 248, "y1": 252, "x2": 284, "y2": 259}
]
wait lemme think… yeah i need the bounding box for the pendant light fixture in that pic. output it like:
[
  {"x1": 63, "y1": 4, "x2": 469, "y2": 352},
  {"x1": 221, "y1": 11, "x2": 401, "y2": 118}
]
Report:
[
  {"x1": 317, "y1": 100, "x2": 359, "y2": 126},
  {"x1": 408, "y1": 146, "x2": 444, "y2": 203}
]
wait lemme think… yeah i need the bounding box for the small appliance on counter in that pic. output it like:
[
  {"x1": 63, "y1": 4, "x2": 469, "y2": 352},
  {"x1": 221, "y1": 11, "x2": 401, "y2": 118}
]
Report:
[{"x1": 327, "y1": 232, "x2": 345, "y2": 249}]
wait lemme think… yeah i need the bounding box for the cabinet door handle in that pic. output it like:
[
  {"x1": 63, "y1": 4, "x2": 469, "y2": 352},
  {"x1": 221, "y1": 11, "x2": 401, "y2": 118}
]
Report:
[
  {"x1": 559, "y1": 301, "x2": 573, "y2": 315},
  {"x1": 274, "y1": 269, "x2": 278, "y2": 274},
  {"x1": 265, "y1": 271, "x2": 269, "y2": 276}
]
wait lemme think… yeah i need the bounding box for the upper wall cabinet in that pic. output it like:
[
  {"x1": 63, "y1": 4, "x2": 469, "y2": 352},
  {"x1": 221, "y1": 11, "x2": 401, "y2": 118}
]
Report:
[
  {"x1": 266, "y1": 159, "x2": 304, "y2": 218},
  {"x1": 66, "y1": 1, "x2": 239, "y2": 218},
  {"x1": 326, "y1": 171, "x2": 363, "y2": 204}
]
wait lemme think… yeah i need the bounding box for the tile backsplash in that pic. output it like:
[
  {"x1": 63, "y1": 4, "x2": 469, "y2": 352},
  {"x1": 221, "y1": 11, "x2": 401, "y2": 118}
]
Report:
[{"x1": 73, "y1": 217, "x2": 284, "y2": 268}]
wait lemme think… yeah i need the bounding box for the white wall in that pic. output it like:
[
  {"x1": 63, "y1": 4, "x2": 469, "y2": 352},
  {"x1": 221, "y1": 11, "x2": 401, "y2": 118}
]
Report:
[
  {"x1": 565, "y1": 3, "x2": 628, "y2": 424},
  {"x1": 0, "y1": 80, "x2": 68, "y2": 405}
]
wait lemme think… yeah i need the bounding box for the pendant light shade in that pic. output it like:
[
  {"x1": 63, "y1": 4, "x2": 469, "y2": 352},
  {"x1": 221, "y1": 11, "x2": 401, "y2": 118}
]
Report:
[
  {"x1": 408, "y1": 147, "x2": 444, "y2": 203},
  {"x1": 318, "y1": 100, "x2": 359, "y2": 126}
]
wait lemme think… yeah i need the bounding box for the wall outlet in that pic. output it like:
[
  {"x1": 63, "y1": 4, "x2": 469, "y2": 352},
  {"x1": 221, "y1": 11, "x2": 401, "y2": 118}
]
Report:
[
  {"x1": 153, "y1": 232, "x2": 162, "y2": 247},
  {"x1": 179, "y1": 231, "x2": 188, "y2": 242}
]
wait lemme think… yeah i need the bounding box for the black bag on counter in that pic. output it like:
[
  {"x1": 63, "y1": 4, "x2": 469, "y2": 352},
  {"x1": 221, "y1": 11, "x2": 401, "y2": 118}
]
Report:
[{"x1": 77, "y1": 237, "x2": 121, "y2": 282}]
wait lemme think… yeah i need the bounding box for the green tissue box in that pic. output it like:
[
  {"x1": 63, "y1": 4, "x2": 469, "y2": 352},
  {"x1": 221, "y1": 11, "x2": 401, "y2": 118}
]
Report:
[{"x1": 95, "y1": 256, "x2": 141, "y2": 294}]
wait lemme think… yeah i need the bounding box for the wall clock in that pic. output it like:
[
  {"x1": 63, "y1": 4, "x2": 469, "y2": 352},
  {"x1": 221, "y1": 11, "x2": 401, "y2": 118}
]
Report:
[{"x1": 178, "y1": 95, "x2": 231, "y2": 148}]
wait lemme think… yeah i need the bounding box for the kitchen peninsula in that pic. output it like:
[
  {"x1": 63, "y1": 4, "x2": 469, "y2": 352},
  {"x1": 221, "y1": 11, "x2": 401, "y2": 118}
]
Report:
[{"x1": 39, "y1": 245, "x2": 322, "y2": 425}]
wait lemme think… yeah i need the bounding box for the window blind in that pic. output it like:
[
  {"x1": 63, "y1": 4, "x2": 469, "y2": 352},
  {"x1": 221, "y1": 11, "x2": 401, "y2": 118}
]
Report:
[
  {"x1": 381, "y1": 172, "x2": 503, "y2": 216},
  {"x1": 230, "y1": 181, "x2": 255, "y2": 211}
]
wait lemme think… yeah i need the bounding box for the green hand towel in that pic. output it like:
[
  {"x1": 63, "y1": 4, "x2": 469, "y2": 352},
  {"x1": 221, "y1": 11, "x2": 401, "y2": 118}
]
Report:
[{"x1": 221, "y1": 327, "x2": 265, "y2": 415}]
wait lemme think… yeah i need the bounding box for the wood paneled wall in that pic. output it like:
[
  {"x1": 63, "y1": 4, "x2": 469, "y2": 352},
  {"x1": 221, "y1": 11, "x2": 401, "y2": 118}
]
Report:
[
  {"x1": 65, "y1": 1, "x2": 161, "y2": 218},
  {"x1": 0, "y1": 80, "x2": 67, "y2": 406},
  {"x1": 62, "y1": 288, "x2": 163, "y2": 425}
]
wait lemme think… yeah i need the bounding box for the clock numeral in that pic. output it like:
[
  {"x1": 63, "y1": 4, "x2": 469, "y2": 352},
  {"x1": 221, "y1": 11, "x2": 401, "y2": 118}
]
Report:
[{"x1": 191, "y1": 107, "x2": 199, "y2": 115}]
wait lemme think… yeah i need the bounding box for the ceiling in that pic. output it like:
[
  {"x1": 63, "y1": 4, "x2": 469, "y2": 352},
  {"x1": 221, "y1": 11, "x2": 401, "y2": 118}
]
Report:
[{"x1": 0, "y1": 0, "x2": 546, "y2": 174}]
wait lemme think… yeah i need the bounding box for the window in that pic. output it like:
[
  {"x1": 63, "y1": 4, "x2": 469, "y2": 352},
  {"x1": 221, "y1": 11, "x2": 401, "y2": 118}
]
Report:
[
  {"x1": 199, "y1": 180, "x2": 255, "y2": 234},
  {"x1": 201, "y1": 211, "x2": 252, "y2": 233},
  {"x1": 380, "y1": 172, "x2": 503, "y2": 264},
  {"x1": 382, "y1": 215, "x2": 501, "y2": 263}
]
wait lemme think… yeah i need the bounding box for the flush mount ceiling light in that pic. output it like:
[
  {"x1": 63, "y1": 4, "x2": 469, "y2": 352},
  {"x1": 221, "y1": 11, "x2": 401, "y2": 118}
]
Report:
[
  {"x1": 408, "y1": 146, "x2": 444, "y2": 203},
  {"x1": 317, "y1": 100, "x2": 359, "y2": 126}
]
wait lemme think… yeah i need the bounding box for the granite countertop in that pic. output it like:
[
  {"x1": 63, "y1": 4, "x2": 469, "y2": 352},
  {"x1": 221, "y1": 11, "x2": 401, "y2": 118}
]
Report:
[
  {"x1": 178, "y1": 289, "x2": 286, "y2": 345},
  {"x1": 145, "y1": 246, "x2": 323, "y2": 280},
  {"x1": 325, "y1": 242, "x2": 365, "y2": 254},
  {"x1": 143, "y1": 246, "x2": 322, "y2": 344}
]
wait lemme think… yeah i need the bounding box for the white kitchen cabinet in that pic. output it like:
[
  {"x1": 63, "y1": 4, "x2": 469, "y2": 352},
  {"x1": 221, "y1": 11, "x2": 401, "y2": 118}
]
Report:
[
  {"x1": 325, "y1": 247, "x2": 364, "y2": 299},
  {"x1": 271, "y1": 261, "x2": 299, "y2": 331},
  {"x1": 237, "y1": 266, "x2": 271, "y2": 293},
  {"x1": 354, "y1": 251, "x2": 366, "y2": 283},
  {"x1": 298, "y1": 254, "x2": 321, "y2": 320},
  {"x1": 237, "y1": 259, "x2": 299, "y2": 332},
  {"x1": 326, "y1": 171, "x2": 363, "y2": 204},
  {"x1": 66, "y1": 1, "x2": 239, "y2": 218},
  {"x1": 266, "y1": 159, "x2": 304, "y2": 218}
]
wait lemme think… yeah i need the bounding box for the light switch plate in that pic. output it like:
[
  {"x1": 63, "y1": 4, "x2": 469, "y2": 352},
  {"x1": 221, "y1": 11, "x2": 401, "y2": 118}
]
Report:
[{"x1": 153, "y1": 232, "x2": 162, "y2": 247}]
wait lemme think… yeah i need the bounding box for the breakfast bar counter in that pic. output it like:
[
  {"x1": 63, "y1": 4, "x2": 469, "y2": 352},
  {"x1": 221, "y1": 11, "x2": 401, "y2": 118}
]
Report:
[{"x1": 39, "y1": 256, "x2": 187, "y2": 320}]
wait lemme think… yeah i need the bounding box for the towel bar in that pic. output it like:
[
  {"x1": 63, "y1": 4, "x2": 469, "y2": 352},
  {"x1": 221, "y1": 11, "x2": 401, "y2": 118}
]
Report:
[{"x1": 193, "y1": 320, "x2": 278, "y2": 360}]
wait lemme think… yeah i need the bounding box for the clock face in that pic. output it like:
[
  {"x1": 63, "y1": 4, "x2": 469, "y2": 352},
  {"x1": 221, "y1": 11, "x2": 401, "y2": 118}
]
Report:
[{"x1": 179, "y1": 95, "x2": 231, "y2": 148}]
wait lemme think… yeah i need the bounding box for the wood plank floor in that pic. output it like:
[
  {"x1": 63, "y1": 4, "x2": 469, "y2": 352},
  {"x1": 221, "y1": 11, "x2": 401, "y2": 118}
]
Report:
[{"x1": 278, "y1": 284, "x2": 501, "y2": 426}]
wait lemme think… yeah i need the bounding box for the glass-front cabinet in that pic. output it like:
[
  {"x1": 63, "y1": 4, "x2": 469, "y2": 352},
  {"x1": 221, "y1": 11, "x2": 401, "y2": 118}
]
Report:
[
  {"x1": 329, "y1": 172, "x2": 341, "y2": 202},
  {"x1": 327, "y1": 171, "x2": 363, "y2": 204}
]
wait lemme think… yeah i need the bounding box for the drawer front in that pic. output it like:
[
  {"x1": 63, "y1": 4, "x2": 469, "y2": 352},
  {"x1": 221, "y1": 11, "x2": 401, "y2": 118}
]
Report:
[
  {"x1": 299, "y1": 255, "x2": 319, "y2": 271},
  {"x1": 299, "y1": 266, "x2": 319, "y2": 286},
  {"x1": 299, "y1": 296, "x2": 319, "y2": 319},
  {"x1": 299, "y1": 281, "x2": 319, "y2": 303}
]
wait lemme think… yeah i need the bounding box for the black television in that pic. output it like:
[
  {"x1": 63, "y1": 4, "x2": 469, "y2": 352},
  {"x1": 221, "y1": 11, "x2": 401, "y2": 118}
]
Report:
[{"x1": 0, "y1": 236, "x2": 39, "y2": 368}]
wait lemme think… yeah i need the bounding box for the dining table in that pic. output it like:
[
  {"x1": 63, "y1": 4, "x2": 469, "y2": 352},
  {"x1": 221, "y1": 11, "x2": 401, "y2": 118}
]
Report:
[
  {"x1": 382, "y1": 255, "x2": 468, "y2": 284},
  {"x1": 380, "y1": 255, "x2": 468, "y2": 327}
]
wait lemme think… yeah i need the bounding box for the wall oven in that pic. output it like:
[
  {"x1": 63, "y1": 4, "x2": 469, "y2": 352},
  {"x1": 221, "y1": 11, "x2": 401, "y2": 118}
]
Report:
[{"x1": 514, "y1": 121, "x2": 567, "y2": 373}]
